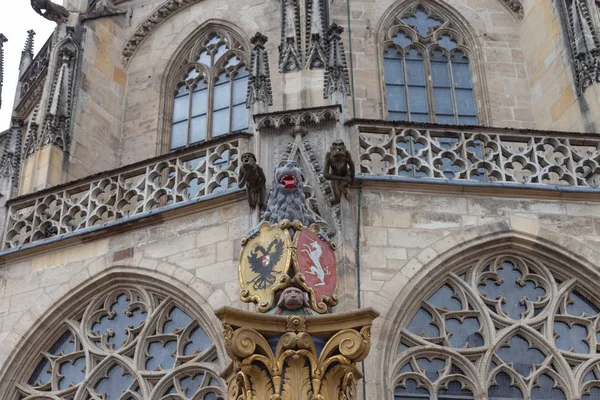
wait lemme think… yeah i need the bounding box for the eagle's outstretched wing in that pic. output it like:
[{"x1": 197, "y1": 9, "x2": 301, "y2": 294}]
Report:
[
  {"x1": 247, "y1": 245, "x2": 267, "y2": 275},
  {"x1": 265, "y1": 239, "x2": 284, "y2": 269}
]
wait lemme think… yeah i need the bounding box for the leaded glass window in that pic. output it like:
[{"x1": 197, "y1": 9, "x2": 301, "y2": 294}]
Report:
[
  {"x1": 170, "y1": 32, "x2": 249, "y2": 150},
  {"x1": 383, "y1": 5, "x2": 478, "y2": 125},
  {"x1": 393, "y1": 252, "x2": 600, "y2": 399},
  {"x1": 19, "y1": 285, "x2": 225, "y2": 399}
]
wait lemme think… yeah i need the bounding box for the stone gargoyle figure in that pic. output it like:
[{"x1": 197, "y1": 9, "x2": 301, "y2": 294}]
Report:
[
  {"x1": 274, "y1": 286, "x2": 312, "y2": 315},
  {"x1": 31, "y1": 0, "x2": 70, "y2": 24},
  {"x1": 238, "y1": 152, "x2": 267, "y2": 210},
  {"x1": 324, "y1": 139, "x2": 355, "y2": 203},
  {"x1": 262, "y1": 160, "x2": 315, "y2": 227}
]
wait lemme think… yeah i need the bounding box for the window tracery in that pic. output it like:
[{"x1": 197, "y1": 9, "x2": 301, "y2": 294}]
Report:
[
  {"x1": 382, "y1": 5, "x2": 478, "y2": 125},
  {"x1": 393, "y1": 253, "x2": 600, "y2": 399},
  {"x1": 17, "y1": 285, "x2": 224, "y2": 400},
  {"x1": 170, "y1": 31, "x2": 249, "y2": 151}
]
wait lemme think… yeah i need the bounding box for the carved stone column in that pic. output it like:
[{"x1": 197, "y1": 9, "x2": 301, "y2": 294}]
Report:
[
  {"x1": 217, "y1": 307, "x2": 378, "y2": 400},
  {"x1": 247, "y1": 33, "x2": 273, "y2": 115},
  {"x1": 0, "y1": 34, "x2": 7, "y2": 110}
]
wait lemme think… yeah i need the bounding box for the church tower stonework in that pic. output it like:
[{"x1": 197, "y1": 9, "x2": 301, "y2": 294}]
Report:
[{"x1": 0, "y1": 0, "x2": 600, "y2": 399}]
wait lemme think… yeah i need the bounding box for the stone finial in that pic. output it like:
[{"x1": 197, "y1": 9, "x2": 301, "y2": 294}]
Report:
[
  {"x1": 279, "y1": 0, "x2": 301, "y2": 72},
  {"x1": 0, "y1": 117, "x2": 24, "y2": 183},
  {"x1": 247, "y1": 33, "x2": 273, "y2": 114},
  {"x1": 324, "y1": 23, "x2": 351, "y2": 102},
  {"x1": 23, "y1": 30, "x2": 36, "y2": 58},
  {"x1": 305, "y1": 0, "x2": 327, "y2": 69},
  {"x1": 0, "y1": 34, "x2": 6, "y2": 110}
]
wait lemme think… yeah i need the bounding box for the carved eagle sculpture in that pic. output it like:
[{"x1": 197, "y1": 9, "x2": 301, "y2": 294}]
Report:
[{"x1": 246, "y1": 238, "x2": 284, "y2": 290}]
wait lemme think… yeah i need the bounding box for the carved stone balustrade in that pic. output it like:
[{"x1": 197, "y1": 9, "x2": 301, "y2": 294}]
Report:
[
  {"x1": 216, "y1": 307, "x2": 378, "y2": 400},
  {"x1": 350, "y1": 120, "x2": 600, "y2": 190},
  {"x1": 2, "y1": 134, "x2": 249, "y2": 250}
]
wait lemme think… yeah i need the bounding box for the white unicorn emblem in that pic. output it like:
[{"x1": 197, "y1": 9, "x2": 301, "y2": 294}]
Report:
[{"x1": 302, "y1": 241, "x2": 331, "y2": 286}]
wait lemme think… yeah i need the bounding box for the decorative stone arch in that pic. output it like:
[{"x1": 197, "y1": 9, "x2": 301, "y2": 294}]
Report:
[
  {"x1": 0, "y1": 265, "x2": 227, "y2": 400},
  {"x1": 375, "y1": 0, "x2": 492, "y2": 125},
  {"x1": 158, "y1": 19, "x2": 252, "y2": 154},
  {"x1": 377, "y1": 221, "x2": 600, "y2": 399}
]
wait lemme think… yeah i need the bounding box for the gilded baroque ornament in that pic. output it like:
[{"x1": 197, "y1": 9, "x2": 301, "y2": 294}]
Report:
[{"x1": 216, "y1": 307, "x2": 378, "y2": 400}]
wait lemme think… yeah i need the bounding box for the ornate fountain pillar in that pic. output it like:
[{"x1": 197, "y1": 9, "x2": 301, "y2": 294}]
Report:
[{"x1": 217, "y1": 160, "x2": 377, "y2": 399}]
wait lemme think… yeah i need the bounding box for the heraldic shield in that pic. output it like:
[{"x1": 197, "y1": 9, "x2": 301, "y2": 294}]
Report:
[
  {"x1": 294, "y1": 225, "x2": 338, "y2": 313},
  {"x1": 239, "y1": 222, "x2": 292, "y2": 312}
]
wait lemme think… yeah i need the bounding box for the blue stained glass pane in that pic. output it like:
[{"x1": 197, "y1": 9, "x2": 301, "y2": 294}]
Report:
[
  {"x1": 437, "y1": 115, "x2": 456, "y2": 124},
  {"x1": 58, "y1": 357, "x2": 86, "y2": 389},
  {"x1": 389, "y1": 111, "x2": 408, "y2": 121},
  {"x1": 427, "y1": 285, "x2": 461, "y2": 310},
  {"x1": 213, "y1": 75, "x2": 231, "y2": 111},
  {"x1": 232, "y1": 104, "x2": 249, "y2": 132},
  {"x1": 197, "y1": 50, "x2": 211, "y2": 66},
  {"x1": 431, "y1": 60, "x2": 450, "y2": 87},
  {"x1": 28, "y1": 358, "x2": 52, "y2": 386},
  {"x1": 385, "y1": 46, "x2": 403, "y2": 60},
  {"x1": 171, "y1": 121, "x2": 187, "y2": 149},
  {"x1": 50, "y1": 332, "x2": 75, "y2": 356},
  {"x1": 408, "y1": 308, "x2": 439, "y2": 337},
  {"x1": 567, "y1": 290, "x2": 600, "y2": 317},
  {"x1": 488, "y1": 372, "x2": 523, "y2": 399},
  {"x1": 232, "y1": 75, "x2": 248, "y2": 105},
  {"x1": 531, "y1": 375, "x2": 567, "y2": 400},
  {"x1": 411, "y1": 113, "x2": 430, "y2": 123},
  {"x1": 408, "y1": 86, "x2": 428, "y2": 113},
  {"x1": 205, "y1": 34, "x2": 221, "y2": 46},
  {"x1": 496, "y1": 335, "x2": 545, "y2": 377},
  {"x1": 439, "y1": 381, "x2": 474, "y2": 399},
  {"x1": 446, "y1": 318, "x2": 484, "y2": 348},
  {"x1": 554, "y1": 321, "x2": 589, "y2": 353},
  {"x1": 582, "y1": 387, "x2": 600, "y2": 399},
  {"x1": 191, "y1": 87, "x2": 208, "y2": 118},
  {"x1": 204, "y1": 392, "x2": 218, "y2": 400},
  {"x1": 91, "y1": 294, "x2": 147, "y2": 350},
  {"x1": 387, "y1": 85, "x2": 407, "y2": 112},
  {"x1": 190, "y1": 115, "x2": 207, "y2": 144},
  {"x1": 94, "y1": 364, "x2": 135, "y2": 400},
  {"x1": 401, "y1": 6, "x2": 443, "y2": 37},
  {"x1": 181, "y1": 374, "x2": 204, "y2": 398},
  {"x1": 146, "y1": 340, "x2": 177, "y2": 370},
  {"x1": 173, "y1": 95, "x2": 189, "y2": 123},
  {"x1": 455, "y1": 89, "x2": 476, "y2": 115},
  {"x1": 164, "y1": 307, "x2": 193, "y2": 334},
  {"x1": 406, "y1": 55, "x2": 425, "y2": 84},
  {"x1": 392, "y1": 31, "x2": 413, "y2": 48},
  {"x1": 417, "y1": 358, "x2": 445, "y2": 381},
  {"x1": 385, "y1": 58, "x2": 405, "y2": 85},
  {"x1": 394, "y1": 379, "x2": 430, "y2": 399},
  {"x1": 451, "y1": 60, "x2": 473, "y2": 88},
  {"x1": 212, "y1": 108, "x2": 230, "y2": 137},
  {"x1": 459, "y1": 116, "x2": 478, "y2": 125},
  {"x1": 438, "y1": 34, "x2": 458, "y2": 51},
  {"x1": 434, "y1": 88, "x2": 454, "y2": 114},
  {"x1": 184, "y1": 327, "x2": 212, "y2": 355},
  {"x1": 213, "y1": 43, "x2": 228, "y2": 65}
]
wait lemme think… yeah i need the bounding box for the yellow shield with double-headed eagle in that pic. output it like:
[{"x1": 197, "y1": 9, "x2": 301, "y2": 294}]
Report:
[{"x1": 239, "y1": 221, "x2": 293, "y2": 312}]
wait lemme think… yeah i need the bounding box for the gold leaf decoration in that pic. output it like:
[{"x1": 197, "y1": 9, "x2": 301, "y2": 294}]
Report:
[
  {"x1": 320, "y1": 364, "x2": 345, "y2": 400},
  {"x1": 247, "y1": 365, "x2": 275, "y2": 399},
  {"x1": 282, "y1": 356, "x2": 313, "y2": 400}
]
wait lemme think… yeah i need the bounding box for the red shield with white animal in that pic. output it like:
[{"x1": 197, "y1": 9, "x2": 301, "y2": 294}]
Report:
[{"x1": 295, "y1": 228, "x2": 337, "y2": 307}]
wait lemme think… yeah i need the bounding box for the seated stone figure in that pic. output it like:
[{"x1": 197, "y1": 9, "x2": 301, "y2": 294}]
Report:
[{"x1": 31, "y1": 0, "x2": 70, "y2": 24}]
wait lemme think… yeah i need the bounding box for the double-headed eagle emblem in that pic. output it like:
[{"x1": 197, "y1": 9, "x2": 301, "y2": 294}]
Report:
[{"x1": 246, "y1": 238, "x2": 284, "y2": 290}]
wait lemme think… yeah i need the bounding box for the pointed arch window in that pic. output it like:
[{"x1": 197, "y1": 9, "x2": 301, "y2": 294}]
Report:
[
  {"x1": 170, "y1": 32, "x2": 249, "y2": 150},
  {"x1": 16, "y1": 284, "x2": 225, "y2": 399},
  {"x1": 391, "y1": 251, "x2": 600, "y2": 399},
  {"x1": 383, "y1": 6, "x2": 478, "y2": 125}
]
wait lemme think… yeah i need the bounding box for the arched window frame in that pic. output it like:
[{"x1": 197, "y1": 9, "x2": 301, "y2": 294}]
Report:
[
  {"x1": 378, "y1": 2, "x2": 490, "y2": 126},
  {"x1": 383, "y1": 243, "x2": 600, "y2": 400},
  {"x1": 5, "y1": 276, "x2": 227, "y2": 400},
  {"x1": 163, "y1": 26, "x2": 251, "y2": 153}
]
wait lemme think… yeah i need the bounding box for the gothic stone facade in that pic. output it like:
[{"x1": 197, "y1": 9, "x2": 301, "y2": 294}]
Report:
[{"x1": 0, "y1": 0, "x2": 600, "y2": 399}]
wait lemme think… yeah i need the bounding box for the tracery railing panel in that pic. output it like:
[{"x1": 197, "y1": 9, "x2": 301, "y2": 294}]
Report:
[
  {"x1": 3, "y1": 135, "x2": 248, "y2": 250},
  {"x1": 355, "y1": 122, "x2": 600, "y2": 189}
]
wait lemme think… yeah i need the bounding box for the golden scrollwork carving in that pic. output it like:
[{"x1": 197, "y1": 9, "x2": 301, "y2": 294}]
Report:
[{"x1": 216, "y1": 307, "x2": 378, "y2": 400}]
